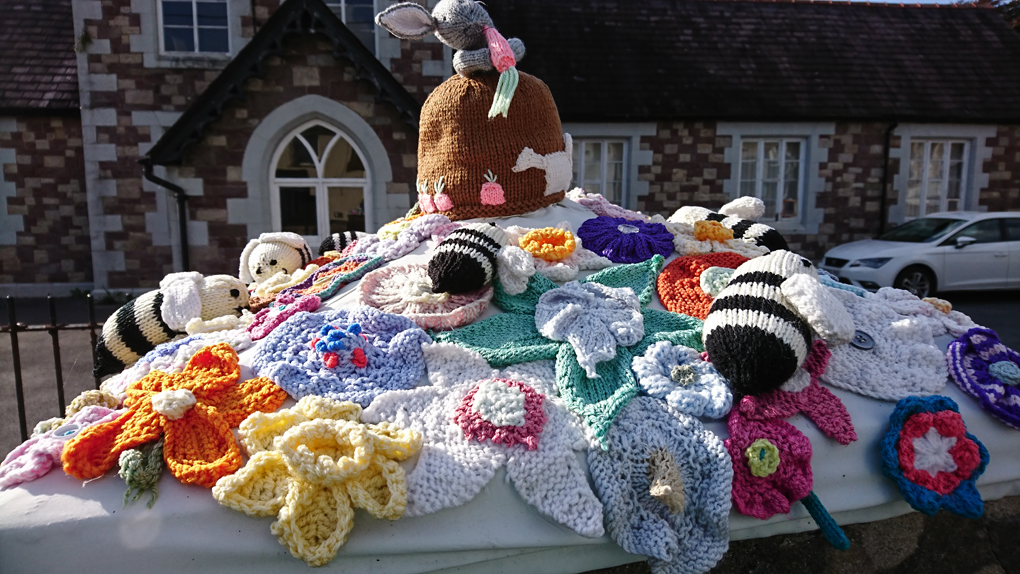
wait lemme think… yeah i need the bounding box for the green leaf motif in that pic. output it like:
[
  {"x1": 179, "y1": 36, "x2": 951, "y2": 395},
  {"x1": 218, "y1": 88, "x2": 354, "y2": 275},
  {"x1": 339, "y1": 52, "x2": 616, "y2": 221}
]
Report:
[
  {"x1": 556, "y1": 344, "x2": 639, "y2": 446},
  {"x1": 433, "y1": 313, "x2": 559, "y2": 368}
]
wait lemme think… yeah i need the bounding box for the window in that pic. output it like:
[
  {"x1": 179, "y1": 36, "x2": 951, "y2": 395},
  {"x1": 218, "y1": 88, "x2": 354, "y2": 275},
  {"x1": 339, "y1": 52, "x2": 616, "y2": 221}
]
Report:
[
  {"x1": 739, "y1": 139, "x2": 803, "y2": 221},
  {"x1": 271, "y1": 121, "x2": 369, "y2": 244},
  {"x1": 572, "y1": 140, "x2": 626, "y2": 205},
  {"x1": 325, "y1": 0, "x2": 375, "y2": 51},
  {"x1": 945, "y1": 219, "x2": 1004, "y2": 245},
  {"x1": 906, "y1": 140, "x2": 968, "y2": 218},
  {"x1": 1005, "y1": 218, "x2": 1020, "y2": 242},
  {"x1": 160, "y1": 0, "x2": 229, "y2": 53}
]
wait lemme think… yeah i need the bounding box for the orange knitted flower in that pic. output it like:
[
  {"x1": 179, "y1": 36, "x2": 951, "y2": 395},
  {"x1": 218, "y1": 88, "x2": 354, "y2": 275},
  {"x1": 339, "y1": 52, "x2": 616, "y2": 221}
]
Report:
[
  {"x1": 656, "y1": 252, "x2": 750, "y2": 319},
  {"x1": 62, "y1": 343, "x2": 287, "y2": 488},
  {"x1": 520, "y1": 228, "x2": 576, "y2": 261},
  {"x1": 693, "y1": 220, "x2": 734, "y2": 242}
]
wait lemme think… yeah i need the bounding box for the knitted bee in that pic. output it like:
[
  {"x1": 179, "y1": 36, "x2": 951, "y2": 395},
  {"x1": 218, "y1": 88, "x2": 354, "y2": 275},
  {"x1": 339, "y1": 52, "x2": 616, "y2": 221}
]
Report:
[
  {"x1": 428, "y1": 223, "x2": 509, "y2": 294},
  {"x1": 318, "y1": 232, "x2": 365, "y2": 256},
  {"x1": 670, "y1": 197, "x2": 789, "y2": 253},
  {"x1": 239, "y1": 232, "x2": 314, "y2": 286},
  {"x1": 702, "y1": 250, "x2": 855, "y2": 396},
  {"x1": 93, "y1": 272, "x2": 249, "y2": 377}
]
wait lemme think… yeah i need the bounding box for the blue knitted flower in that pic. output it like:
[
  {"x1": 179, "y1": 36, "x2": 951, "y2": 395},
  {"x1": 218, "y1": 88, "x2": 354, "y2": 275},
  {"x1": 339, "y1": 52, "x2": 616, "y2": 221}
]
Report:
[
  {"x1": 576, "y1": 216, "x2": 675, "y2": 264},
  {"x1": 881, "y1": 395, "x2": 989, "y2": 518},
  {"x1": 251, "y1": 306, "x2": 431, "y2": 406},
  {"x1": 632, "y1": 341, "x2": 732, "y2": 419}
]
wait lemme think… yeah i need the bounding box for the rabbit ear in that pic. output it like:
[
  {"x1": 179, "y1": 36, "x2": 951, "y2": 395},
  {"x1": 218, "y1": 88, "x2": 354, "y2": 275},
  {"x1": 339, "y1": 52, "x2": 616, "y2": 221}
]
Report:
[{"x1": 376, "y1": 3, "x2": 437, "y2": 39}]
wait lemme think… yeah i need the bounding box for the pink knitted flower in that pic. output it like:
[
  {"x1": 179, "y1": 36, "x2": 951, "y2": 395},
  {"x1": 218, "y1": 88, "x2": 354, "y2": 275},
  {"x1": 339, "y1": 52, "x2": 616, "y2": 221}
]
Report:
[
  {"x1": 452, "y1": 378, "x2": 547, "y2": 450},
  {"x1": 247, "y1": 293, "x2": 321, "y2": 341},
  {"x1": 725, "y1": 408, "x2": 813, "y2": 520},
  {"x1": 737, "y1": 340, "x2": 857, "y2": 445}
]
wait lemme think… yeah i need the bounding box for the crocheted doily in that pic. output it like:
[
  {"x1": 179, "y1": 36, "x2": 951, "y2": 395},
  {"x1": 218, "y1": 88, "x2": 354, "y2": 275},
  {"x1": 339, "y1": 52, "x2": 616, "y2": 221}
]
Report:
[
  {"x1": 947, "y1": 327, "x2": 1020, "y2": 430},
  {"x1": 358, "y1": 262, "x2": 493, "y2": 331}
]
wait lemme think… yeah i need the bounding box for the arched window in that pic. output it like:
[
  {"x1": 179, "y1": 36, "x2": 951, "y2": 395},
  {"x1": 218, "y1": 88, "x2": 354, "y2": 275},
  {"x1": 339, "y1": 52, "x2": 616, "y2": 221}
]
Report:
[{"x1": 270, "y1": 120, "x2": 369, "y2": 245}]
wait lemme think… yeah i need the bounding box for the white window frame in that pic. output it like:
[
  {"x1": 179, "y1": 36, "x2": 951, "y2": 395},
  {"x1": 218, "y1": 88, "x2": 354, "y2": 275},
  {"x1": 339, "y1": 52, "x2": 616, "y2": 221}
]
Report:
[
  {"x1": 157, "y1": 0, "x2": 231, "y2": 55},
  {"x1": 572, "y1": 138, "x2": 628, "y2": 206},
  {"x1": 269, "y1": 120, "x2": 371, "y2": 245},
  {"x1": 905, "y1": 139, "x2": 970, "y2": 219},
  {"x1": 737, "y1": 137, "x2": 806, "y2": 221},
  {"x1": 324, "y1": 0, "x2": 377, "y2": 54}
]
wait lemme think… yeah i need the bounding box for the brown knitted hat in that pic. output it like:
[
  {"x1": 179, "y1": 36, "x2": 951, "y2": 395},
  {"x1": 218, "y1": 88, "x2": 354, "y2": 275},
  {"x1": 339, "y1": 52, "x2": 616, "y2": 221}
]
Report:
[{"x1": 415, "y1": 70, "x2": 571, "y2": 221}]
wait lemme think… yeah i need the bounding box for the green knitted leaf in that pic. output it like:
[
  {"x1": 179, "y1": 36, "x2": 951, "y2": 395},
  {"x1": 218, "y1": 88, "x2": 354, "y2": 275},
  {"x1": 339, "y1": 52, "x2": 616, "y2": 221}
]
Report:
[
  {"x1": 555, "y1": 344, "x2": 638, "y2": 446},
  {"x1": 434, "y1": 313, "x2": 559, "y2": 367},
  {"x1": 633, "y1": 309, "x2": 704, "y2": 355},
  {"x1": 582, "y1": 255, "x2": 664, "y2": 307},
  {"x1": 492, "y1": 273, "x2": 559, "y2": 314}
]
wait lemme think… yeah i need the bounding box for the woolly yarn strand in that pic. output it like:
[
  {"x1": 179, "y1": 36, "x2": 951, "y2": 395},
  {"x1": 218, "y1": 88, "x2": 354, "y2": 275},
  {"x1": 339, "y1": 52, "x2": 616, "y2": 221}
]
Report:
[
  {"x1": 801, "y1": 491, "x2": 850, "y2": 550},
  {"x1": 488, "y1": 66, "x2": 519, "y2": 119},
  {"x1": 119, "y1": 438, "x2": 164, "y2": 508}
]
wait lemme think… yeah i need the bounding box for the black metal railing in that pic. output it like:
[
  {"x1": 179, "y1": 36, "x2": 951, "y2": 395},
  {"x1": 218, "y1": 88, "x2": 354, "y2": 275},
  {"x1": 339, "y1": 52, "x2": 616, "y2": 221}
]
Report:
[{"x1": 2, "y1": 295, "x2": 103, "y2": 442}]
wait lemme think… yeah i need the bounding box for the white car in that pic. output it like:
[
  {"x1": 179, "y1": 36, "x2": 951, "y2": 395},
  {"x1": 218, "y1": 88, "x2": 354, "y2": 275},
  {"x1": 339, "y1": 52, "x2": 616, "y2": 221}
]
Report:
[{"x1": 820, "y1": 211, "x2": 1020, "y2": 298}]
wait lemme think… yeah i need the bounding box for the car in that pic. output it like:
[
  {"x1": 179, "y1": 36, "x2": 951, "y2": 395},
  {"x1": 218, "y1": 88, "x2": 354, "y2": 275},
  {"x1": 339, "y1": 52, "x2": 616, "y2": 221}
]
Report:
[{"x1": 819, "y1": 211, "x2": 1020, "y2": 298}]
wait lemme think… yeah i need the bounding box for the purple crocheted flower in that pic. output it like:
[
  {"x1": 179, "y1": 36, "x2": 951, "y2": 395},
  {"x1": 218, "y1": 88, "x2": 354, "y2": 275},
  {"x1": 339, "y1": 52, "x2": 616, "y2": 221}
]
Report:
[
  {"x1": 576, "y1": 216, "x2": 674, "y2": 263},
  {"x1": 947, "y1": 327, "x2": 1020, "y2": 430}
]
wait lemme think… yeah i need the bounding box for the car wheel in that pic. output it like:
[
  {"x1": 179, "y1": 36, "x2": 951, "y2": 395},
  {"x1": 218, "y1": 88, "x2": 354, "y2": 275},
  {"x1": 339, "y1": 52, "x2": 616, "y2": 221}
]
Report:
[{"x1": 894, "y1": 266, "x2": 936, "y2": 298}]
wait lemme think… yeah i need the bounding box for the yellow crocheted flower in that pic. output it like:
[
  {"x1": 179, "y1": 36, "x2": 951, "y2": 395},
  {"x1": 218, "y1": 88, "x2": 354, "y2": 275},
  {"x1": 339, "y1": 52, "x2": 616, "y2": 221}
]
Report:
[
  {"x1": 520, "y1": 228, "x2": 577, "y2": 261},
  {"x1": 213, "y1": 397, "x2": 422, "y2": 567},
  {"x1": 746, "y1": 438, "x2": 781, "y2": 478},
  {"x1": 693, "y1": 220, "x2": 734, "y2": 242}
]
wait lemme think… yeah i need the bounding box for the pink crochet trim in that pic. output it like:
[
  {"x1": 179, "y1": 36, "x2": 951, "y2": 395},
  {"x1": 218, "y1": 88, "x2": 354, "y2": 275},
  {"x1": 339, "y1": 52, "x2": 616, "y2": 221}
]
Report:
[
  {"x1": 898, "y1": 410, "x2": 982, "y2": 495},
  {"x1": 247, "y1": 293, "x2": 321, "y2": 341},
  {"x1": 726, "y1": 408, "x2": 813, "y2": 520},
  {"x1": 484, "y1": 26, "x2": 516, "y2": 73},
  {"x1": 453, "y1": 378, "x2": 547, "y2": 451},
  {"x1": 738, "y1": 340, "x2": 857, "y2": 445}
]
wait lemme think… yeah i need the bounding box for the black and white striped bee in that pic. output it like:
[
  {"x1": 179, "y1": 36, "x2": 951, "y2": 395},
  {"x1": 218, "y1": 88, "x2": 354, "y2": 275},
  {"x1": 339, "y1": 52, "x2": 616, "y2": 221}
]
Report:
[
  {"x1": 427, "y1": 223, "x2": 509, "y2": 294},
  {"x1": 318, "y1": 231, "x2": 365, "y2": 256},
  {"x1": 671, "y1": 197, "x2": 789, "y2": 253},
  {"x1": 702, "y1": 250, "x2": 854, "y2": 396}
]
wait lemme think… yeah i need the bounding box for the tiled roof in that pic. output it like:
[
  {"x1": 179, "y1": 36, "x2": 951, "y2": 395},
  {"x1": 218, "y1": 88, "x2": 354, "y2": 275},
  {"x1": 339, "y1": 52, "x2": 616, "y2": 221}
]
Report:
[
  {"x1": 0, "y1": 0, "x2": 79, "y2": 111},
  {"x1": 487, "y1": 0, "x2": 1020, "y2": 123}
]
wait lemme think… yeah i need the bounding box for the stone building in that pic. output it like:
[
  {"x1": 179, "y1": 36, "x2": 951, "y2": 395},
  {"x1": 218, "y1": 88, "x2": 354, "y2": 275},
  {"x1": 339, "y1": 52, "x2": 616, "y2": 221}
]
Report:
[{"x1": 1, "y1": 0, "x2": 1018, "y2": 295}]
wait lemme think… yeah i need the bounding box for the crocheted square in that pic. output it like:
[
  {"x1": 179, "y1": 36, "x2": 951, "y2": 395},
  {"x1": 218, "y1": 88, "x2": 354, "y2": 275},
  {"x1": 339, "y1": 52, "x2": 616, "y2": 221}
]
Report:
[
  {"x1": 587, "y1": 397, "x2": 732, "y2": 574},
  {"x1": 359, "y1": 263, "x2": 493, "y2": 331},
  {"x1": 947, "y1": 327, "x2": 1020, "y2": 430},
  {"x1": 251, "y1": 306, "x2": 431, "y2": 406},
  {"x1": 881, "y1": 395, "x2": 989, "y2": 518},
  {"x1": 656, "y1": 252, "x2": 749, "y2": 320}
]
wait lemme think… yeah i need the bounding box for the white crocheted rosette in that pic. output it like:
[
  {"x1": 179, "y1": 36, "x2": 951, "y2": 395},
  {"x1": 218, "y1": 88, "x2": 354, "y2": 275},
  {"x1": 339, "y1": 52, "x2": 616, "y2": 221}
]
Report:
[
  {"x1": 359, "y1": 263, "x2": 493, "y2": 331},
  {"x1": 588, "y1": 396, "x2": 732, "y2": 574}
]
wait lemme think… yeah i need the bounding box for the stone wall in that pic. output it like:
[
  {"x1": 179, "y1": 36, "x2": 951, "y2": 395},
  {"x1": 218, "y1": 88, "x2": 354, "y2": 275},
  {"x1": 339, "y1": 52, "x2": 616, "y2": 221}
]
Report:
[
  {"x1": 981, "y1": 124, "x2": 1020, "y2": 212},
  {"x1": 0, "y1": 115, "x2": 91, "y2": 285},
  {"x1": 636, "y1": 121, "x2": 731, "y2": 216}
]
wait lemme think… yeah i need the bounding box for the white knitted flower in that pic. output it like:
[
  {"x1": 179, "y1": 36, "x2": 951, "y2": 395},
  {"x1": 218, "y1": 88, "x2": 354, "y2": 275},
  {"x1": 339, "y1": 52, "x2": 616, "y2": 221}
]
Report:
[
  {"x1": 361, "y1": 342, "x2": 605, "y2": 538},
  {"x1": 535, "y1": 281, "x2": 644, "y2": 378},
  {"x1": 651, "y1": 215, "x2": 768, "y2": 259},
  {"x1": 496, "y1": 222, "x2": 614, "y2": 295},
  {"x1": 632, "y1": 341, "x2": 732, "y2": 419}
]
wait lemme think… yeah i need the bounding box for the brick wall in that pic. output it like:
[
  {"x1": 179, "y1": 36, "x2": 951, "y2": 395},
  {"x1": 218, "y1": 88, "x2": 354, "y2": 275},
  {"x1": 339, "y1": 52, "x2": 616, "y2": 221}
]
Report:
[
  {"x1": 636, "y1": 121, "x2": 731, "y2": 215},
  {"x1": 981, "y1": 124, "x2": 1020, "y2": 212},
  {"x1": 0, "y1": 115, "x2": 91, "y2": 284}
]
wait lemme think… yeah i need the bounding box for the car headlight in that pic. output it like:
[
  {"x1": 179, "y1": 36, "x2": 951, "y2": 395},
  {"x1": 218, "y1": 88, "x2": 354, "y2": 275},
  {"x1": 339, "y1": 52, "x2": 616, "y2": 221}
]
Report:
[{"x1": 848, "y1": 258, "x2": 892, "y2": 269}]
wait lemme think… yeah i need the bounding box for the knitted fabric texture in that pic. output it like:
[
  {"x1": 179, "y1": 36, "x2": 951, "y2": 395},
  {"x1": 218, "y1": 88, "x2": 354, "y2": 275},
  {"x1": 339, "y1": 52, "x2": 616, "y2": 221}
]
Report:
[
  {"x1": 238, "y1": 232, "x2": 313, "y2": 285},
  {"x1": 881, "y1": 395, "x2": 989, "y2": 518},
  {"x1": 251, "y1": 306, "x2": 430, "y2": 406},
  {"x1": 427, "y1": 223, "x2": 508, "y2": 294},
  {"x1": 576, "y1": 216, "x2": 675, "y2": 264},
  {"x1": 63, "y1": 343, "x2": 287, "y2": 487},
  {"x1": 497, "y1": 221, "x2": 613, "y2": 293},
  {"x1": 669, "y1": 200, "x2": 789, "y2": 253},
  {"x1": 587, "y1": 397, "x2": 731, "y2": 574},
  {"x1": 415, "y1": 71, "x2": 569, "y2": 220},
  {"x1": 725, "y1": 407, "x2": 813, "y2": 520},
  {"x1": 653, "y1": 215, "x2": 769, "y2": 260},
  {"x1": 0, "y1": 405, "x2": 122, "y2": 489},
  {"x1": 318, "y1": 231, "x2": 363, "y2": 256},
  {"x1": 248, "y1": 264, "x2": 321, "y2": 312},
  {"x1": 566, "y1": 188, "x2": 650, "y2": 221},
  {"x1": 185, "y1": 308, "x2": 255, "y2": 336},
  {"x1": 703, "y1": 250, "x2": 855, "y2": 396},
  {"x1": 520, "y1": 227, "x2": 576, "y2": 261},
  {"x1": 362, "y1": 343, "x2": 605, "y2": 538},
  {"x1": 247, "y1": 293, "x2": 321, "y2": 341},
  {"x1": 632, "y1": 341, "x2": 733, "y2": 419},
  {"x1": 358, "y1": 263, "x2": 492, "y2": 331},
  {"x1": 118, "y1": 437, "x2": 163, "y2": 508},
  {"x1": 277, "y1": 254, "x2": 384, "y2": 302},
  {"x1": 31, "y1": 389, "x2": 121, "y2": 437},
  {"x1": 213, "y1": 397, "x2": 421, "y2": 567},
  {"x1": 947, "y1": 327, "x2": 1020, "y2": 429},
  {"x1": 872, "y1": 287, "x2": 980, "y2": 338},
  {"x1": 437, "y1": 256, "x2": 704, "y2": 444},
  {"x1": 349, "y1": 214, "x2": 452, "y2": 261},
  {"x1": 821, "y1": 288, "x2": 947, "y2": 400},
  {"x1": 656, "y1": 252, "x2": 750, "y2": 319},
  {"x1": 737, "y1": 340, "x2": 858, "y2": 445}
]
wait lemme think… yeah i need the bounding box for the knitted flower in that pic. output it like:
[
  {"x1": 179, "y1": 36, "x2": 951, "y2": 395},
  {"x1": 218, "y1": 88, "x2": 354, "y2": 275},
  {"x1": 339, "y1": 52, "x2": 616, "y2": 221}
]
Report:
[
  {"x1": 576, "y1": 215, "x2": 675, "y2": 263},
  {"x1": 632, "y1": 341, "x2": 732, "y2": 419},
  {"x1": 652, "y1": 215, "x2": 768, "y2": 259},
  {"x1": 881, "y1": 395, "x2": 989, "y2": 518},
  {"x1": 520, "y1": 227, "x2": 576, "y2": 261},
  {"x1": 358, "y1": 263, "x2": 493, "y2": 331},
  {"x1": 948, "y1": 327, "x2": 1020, "y2": 429},
  {"x1": 737, "y1": 340, "x2": 857, "y2": 445},
  {"x1": 251, "y1": 306, "x2": 431, "y2": 406},
  {"x1": 725, "y1": 408, "x2": 812, "y2": 520},
  {"x1": 278, "y1": 254, "x2": 383, "y2": 301},
  {"x1": 0, "y1": 406, "x2": 123, "y2": 489},
  {"x1": 213, "y1": 397, "x2": 421, "y2": 566},
  {"x1": 437, "y1": 256, "x2": 703, "y2": 444},
  {"x1": 247, "y1": 293, "x2": 321, "y2": 341},
  {"x1": 497, "y1": 222, "x2": 613, "y2": 294},
  {"x1": 656, "y1": 252, "x2": 749, "y2": 319},
  {"x1": 587, "y1": 397, "x2": 731, "y2": 574},
  {"x1": 62, "y1": 343, "x2": 288, "y2": 487},
  {"x1": 362, "y1": 343, "x2": 605, "y2": 538}
]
